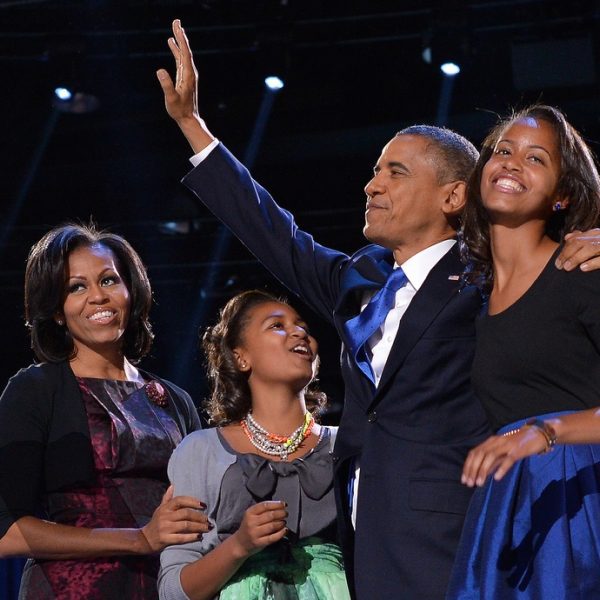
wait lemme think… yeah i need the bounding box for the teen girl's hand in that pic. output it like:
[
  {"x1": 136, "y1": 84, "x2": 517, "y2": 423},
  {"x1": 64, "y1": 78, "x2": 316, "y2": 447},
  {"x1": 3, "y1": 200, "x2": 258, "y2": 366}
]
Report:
[
  {"x1": 461, "y1": 428, "x2": 549, "y2": 487},
  {"x1": 229, "y1": 501, "x2": 288, "y2": 559}
]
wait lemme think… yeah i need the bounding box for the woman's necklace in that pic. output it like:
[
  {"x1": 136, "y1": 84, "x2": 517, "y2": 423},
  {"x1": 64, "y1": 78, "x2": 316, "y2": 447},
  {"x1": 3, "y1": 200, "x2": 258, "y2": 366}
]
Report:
[{"x1": 241, "y1": 411, "x2": 314, "y2": 461}]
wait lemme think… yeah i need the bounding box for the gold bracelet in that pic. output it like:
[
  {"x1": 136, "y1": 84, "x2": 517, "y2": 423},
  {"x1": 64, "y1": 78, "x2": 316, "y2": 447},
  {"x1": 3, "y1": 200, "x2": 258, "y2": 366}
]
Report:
[
  {"x1": 502, "y1": 419, "x2": 557, "y2": 454},
  {"x1": 525, "y1": 418, "x2": 557, "y2": 454}
]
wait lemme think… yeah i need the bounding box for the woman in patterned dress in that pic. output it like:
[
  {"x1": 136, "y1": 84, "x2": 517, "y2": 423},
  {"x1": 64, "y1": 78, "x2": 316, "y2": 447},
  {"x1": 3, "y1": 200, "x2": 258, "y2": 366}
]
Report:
[{"x1": 0, "y1": 223, "x2": 210, "y2": 599}]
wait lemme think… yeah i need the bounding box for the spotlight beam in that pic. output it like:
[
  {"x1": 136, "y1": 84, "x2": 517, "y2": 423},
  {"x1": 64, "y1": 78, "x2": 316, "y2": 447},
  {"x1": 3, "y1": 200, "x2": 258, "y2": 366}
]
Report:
[
  {"x1": 169, "y1": 81, "x2": 284, "y2": 385},
  {"x1": 0, "y1": 105, "x2": 60, "y2": 252},
  {"x1": 435, "y1": 72, "x2": 457, "y2": 127}
]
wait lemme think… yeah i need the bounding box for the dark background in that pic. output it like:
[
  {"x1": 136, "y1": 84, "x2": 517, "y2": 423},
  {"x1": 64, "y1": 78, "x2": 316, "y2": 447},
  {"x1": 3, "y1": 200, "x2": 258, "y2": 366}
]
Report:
[{"x1": 1, "y1": 0, "x2": 599, "y2": 416}]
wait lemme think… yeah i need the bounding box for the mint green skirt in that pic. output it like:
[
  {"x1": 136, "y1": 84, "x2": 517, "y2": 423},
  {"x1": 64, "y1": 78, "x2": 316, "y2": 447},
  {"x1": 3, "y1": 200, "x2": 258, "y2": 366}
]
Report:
[{"x1": 219, "y1": 538, "x2": 350, "y2": 600}]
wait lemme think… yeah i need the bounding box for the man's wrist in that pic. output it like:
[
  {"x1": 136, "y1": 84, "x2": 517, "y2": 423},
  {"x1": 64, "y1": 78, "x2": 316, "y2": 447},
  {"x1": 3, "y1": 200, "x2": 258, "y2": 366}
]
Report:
[{"x1": 177, "y1": 115, "x2": 215, "y2": 153}]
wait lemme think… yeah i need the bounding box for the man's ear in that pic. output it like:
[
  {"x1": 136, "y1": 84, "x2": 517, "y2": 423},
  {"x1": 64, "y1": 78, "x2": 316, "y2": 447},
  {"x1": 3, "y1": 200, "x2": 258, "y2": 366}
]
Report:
[{"x1": 441, "y1": 181, "x2": 467, "y2": 217}]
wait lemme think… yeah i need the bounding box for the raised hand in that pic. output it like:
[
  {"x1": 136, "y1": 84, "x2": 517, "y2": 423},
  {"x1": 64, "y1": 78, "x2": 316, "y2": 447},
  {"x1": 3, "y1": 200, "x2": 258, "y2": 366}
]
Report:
[
  {"x1": 140, "y1": 485, "x2": 210, "y2": 553},
  {"x1": 556, "y1": 228, "x2": 600, "y2": 271},
  {"x1": 156, "y1": 19, "x2": 199, "y2": 123},
  {"x1": 229, "y1": 501, "x2": 288, "y2": 559},
  {"x1": 461, "y1": 427, "x2": 548, "y2": 487},
  {"x1": 156, "y1": 19, "x2": 215, "y2": 153}
]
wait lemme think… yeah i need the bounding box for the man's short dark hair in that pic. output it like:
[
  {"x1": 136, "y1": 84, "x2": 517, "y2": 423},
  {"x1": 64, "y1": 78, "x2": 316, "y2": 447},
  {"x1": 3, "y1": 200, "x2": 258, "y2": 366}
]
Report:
[{"x1": 396, "y1": 125, "x2": 479, "y2": 184}]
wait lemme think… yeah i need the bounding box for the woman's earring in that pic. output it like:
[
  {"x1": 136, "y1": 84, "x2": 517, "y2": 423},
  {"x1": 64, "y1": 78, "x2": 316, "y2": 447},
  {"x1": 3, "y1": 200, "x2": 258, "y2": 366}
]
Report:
[
  {"x1": 56, "y1": 319, "x2": 64, "y2": 326},
  {"x1": 553, "y1": 202, "x2": 563, "y2": 212}
]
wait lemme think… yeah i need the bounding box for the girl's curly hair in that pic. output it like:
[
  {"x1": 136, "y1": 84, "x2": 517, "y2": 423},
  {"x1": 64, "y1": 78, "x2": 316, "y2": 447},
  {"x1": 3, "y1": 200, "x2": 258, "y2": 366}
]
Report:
[{"x1": 202, "y1": 290, "x2": 327, "y2": 426}]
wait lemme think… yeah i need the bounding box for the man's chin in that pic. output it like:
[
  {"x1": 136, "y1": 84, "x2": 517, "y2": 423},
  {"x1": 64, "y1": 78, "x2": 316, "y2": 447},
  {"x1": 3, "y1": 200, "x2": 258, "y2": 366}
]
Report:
[{"x1": 363, "y1": 223, "x2": 381, "y2": 245}]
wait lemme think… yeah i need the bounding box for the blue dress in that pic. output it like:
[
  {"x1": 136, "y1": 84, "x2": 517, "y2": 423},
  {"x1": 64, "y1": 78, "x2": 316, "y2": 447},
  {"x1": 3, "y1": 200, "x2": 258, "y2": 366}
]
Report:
[{"x1": 448, "y1": 252, "x2": 600, "y2": 598}]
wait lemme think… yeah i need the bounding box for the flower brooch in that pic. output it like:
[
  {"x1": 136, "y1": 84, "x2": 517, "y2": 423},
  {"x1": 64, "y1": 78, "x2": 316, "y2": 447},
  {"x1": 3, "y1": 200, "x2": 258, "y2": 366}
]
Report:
[{"x1": 145, "y1": 380, "x2": 169, "y2": 407}]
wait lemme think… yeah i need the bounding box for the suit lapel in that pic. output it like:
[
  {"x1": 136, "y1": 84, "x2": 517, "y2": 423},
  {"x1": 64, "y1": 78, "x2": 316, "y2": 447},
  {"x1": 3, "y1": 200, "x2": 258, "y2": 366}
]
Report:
[{"x1": 373, "y1": 245, "x2": 463, "y2": 397}]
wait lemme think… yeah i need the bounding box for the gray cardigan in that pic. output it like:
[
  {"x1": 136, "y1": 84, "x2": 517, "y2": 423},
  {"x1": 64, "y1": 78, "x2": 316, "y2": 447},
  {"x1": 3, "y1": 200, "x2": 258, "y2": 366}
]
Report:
[{"x1": 158, "y1": 426, "x2": 337, "y2": 600}]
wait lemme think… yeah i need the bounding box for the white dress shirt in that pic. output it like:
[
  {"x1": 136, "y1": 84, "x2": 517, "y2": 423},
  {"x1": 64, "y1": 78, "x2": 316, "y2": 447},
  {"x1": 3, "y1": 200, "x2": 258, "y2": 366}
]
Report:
[
  {"x1": 367, "y1": 239, "x2": 457, "y2": 386},
  {"x1": 351, "y1": 239, "x2": 457, "y2": 526},
  {"x1": 190, "y1": 140, "x2": 220, "y2": 166}
]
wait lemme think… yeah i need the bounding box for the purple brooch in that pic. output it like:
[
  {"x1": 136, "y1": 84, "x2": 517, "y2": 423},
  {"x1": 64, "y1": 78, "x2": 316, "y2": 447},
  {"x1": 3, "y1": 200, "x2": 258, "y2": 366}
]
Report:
[{"x1": 145, "y1": 380, "x2": 168, "y2": 407}]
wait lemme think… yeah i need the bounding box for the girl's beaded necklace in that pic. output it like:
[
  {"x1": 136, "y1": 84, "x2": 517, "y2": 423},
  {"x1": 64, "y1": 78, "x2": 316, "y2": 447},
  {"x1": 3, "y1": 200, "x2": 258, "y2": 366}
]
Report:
[{"x1": 240, "y1": 411, "x2": 314, "y2": 461}]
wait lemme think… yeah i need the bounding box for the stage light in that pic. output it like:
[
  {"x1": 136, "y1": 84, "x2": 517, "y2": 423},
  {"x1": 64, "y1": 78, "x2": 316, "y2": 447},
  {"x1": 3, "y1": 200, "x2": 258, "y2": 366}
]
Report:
[
  {"x1": 52, "y1": 91, "x2": 100, "y2": 114},
  {"x1": 264, "y1": 76, "x2": 284, "y2": 91},
  {"x1": 54, "y1": 87, "x2": 72, "y2": 101},
  {"x1": 441, "y1": 62, "x2": 460, "y2": 76}
]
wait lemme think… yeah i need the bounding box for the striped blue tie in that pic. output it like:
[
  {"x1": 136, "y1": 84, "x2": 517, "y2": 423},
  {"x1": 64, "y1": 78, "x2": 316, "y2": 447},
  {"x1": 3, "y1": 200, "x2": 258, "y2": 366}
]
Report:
[{"x1": 345, "y1": 267, "x2": 408, "y2": 382}]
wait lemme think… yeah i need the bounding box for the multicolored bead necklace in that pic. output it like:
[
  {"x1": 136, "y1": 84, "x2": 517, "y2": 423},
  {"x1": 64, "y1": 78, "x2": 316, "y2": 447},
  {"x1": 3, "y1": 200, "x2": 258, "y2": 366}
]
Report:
[{"x1": 241, "y1": 411, "x2": 314, "y2": 461}]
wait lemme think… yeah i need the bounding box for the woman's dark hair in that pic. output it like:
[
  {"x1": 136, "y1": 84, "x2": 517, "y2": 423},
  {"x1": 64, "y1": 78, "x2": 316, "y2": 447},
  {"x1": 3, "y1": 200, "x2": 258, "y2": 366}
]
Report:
[
  {"x1": 25, "y1": 223, "x2": 154, "y2": 363},
  {"x1": 202, "y1": 289, "x2": 327, "y2": 426},
  {"x1": 462, "y1": 104, "x2": 600, "y2": 292}
]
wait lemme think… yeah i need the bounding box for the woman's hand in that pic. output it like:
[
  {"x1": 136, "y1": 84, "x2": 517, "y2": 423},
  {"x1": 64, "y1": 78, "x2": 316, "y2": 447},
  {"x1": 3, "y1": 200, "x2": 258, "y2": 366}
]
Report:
[
  {"x1": 140, "y1": 485, "x2": 210, "y2": 553},
  {"x1": 229, "y1": 501, "x2": 288, "y2": 559},
  {"x1": 461, "y1": 427, "x2": 548, "y2": 487}
]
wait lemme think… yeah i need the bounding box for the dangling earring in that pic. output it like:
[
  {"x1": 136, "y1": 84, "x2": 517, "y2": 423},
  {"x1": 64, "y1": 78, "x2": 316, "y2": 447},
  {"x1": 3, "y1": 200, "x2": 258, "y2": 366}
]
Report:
[
  {"x1": 553, "y1": 202, "x2": 563, "y2": 212},
  {"x1": 56, "y1": 319, "x2": 64, "y2": 326}
]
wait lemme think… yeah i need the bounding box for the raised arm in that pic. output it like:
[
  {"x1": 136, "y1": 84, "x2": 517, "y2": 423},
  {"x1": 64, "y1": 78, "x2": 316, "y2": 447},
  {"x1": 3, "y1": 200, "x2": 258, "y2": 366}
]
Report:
[
  {"x1": 156, "y1": 19, "x2": 214, "y2": 155},
  {"x1": 154, "y1": 20, "x2": 351, "y2": 324}
]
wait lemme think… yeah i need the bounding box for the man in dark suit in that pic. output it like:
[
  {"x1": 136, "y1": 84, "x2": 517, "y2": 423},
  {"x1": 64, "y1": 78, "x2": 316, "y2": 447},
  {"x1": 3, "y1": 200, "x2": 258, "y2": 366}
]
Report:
[{"x1": 155, "y1": 20, "x2": 600, "y2": 599}]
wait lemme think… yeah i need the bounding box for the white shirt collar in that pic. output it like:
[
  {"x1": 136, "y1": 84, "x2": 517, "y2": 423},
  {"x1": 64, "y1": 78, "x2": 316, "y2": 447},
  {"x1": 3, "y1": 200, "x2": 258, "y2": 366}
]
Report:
[{"x1": 397, "y1": 239, "x2": 457, "y2": 291}]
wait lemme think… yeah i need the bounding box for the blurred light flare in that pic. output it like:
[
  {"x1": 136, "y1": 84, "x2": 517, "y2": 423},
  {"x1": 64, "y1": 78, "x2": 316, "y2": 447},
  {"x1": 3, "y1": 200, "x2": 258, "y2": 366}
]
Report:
[{"x1": 264, "y1": 76, "x2": 284, "y2": 91}]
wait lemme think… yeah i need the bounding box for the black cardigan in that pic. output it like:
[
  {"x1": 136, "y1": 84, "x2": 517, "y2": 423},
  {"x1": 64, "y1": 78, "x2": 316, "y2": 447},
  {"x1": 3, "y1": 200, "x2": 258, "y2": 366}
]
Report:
[{"x1": 0, "y1": 361, "x2": 200, "y2": 537}]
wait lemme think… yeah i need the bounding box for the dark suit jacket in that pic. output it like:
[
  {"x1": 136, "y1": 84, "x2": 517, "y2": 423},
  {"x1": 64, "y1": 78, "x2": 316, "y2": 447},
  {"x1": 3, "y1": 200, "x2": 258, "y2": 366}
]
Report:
[{"x1": 183, "y1": 144, "x2": 491, "y2": 599}]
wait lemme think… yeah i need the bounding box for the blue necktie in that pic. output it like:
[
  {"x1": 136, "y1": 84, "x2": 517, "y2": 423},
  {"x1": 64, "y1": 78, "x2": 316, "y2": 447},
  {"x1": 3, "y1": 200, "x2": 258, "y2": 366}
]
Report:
[{"x1": 345, "y1": 267, "x2": 408, "y2": 383}]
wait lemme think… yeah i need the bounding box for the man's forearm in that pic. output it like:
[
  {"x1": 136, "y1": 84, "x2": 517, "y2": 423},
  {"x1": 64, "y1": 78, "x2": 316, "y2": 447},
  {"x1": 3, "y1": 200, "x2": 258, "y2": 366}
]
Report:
[{"x1": 176, "y1": 115, "x2": 215, "y2": 155}]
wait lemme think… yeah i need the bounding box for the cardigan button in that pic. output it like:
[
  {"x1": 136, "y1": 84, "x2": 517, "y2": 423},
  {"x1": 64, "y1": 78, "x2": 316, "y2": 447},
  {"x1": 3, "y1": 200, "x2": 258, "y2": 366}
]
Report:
[{"x1": 367, "y1": 411, "x2": 378, "y2": 423}]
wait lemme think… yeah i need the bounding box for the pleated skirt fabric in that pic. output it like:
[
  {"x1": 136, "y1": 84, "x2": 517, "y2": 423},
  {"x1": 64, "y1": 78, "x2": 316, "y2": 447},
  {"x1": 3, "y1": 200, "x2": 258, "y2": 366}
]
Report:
[
  {"x1": 219, "y1": 538, "x2": 350, "y2": 600},
  {"x1": 447, "y1": 412, "x2": 600, "y2": 600}
]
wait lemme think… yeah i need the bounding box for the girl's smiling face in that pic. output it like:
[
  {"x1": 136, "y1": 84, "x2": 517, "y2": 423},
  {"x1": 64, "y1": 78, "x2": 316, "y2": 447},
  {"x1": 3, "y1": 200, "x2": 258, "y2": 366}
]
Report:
[{"x1": 480, "y1": 117, "x2": 564, "y2": 224}]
